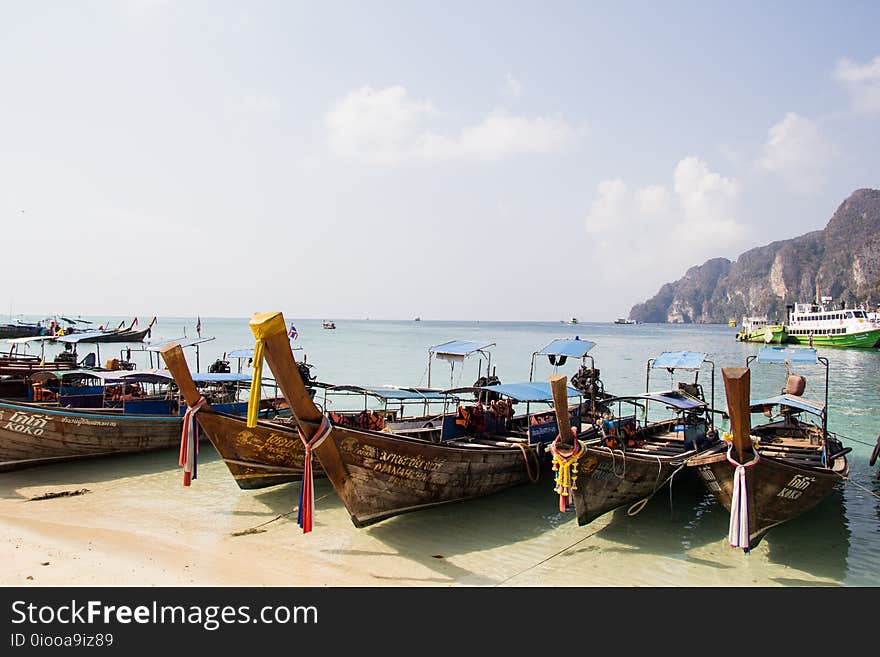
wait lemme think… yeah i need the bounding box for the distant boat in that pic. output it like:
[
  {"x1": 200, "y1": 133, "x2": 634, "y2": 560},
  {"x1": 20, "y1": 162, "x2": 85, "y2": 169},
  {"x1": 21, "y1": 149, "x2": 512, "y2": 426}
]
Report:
[
  {"x1": 414, "y1": 317, "x2": 420, "y2": 322},
  {"x1": 728, "y1": 318, "x2": 737, "y2": 328},
  {"x1": 614, "y1": 318, "x2": 636, "y2": 325},
  {"x1": 784, "y1": 299, "x2": 880, "y2": 348},
  {"x1": 736, "y1": 316, "x2": 786, "y2": 344},
  {"x1": 323, "y1": 321, "x2": 336, "y2": 330},
  {"x1": 569, "y1": 317, "x2": 578, "y2": 325}
]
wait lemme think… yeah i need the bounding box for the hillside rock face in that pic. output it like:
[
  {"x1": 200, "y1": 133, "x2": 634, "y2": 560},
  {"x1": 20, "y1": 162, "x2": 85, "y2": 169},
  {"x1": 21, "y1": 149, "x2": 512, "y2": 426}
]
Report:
[{"x1": 629, "y1": 189, "x2": 880, "y2": 323}]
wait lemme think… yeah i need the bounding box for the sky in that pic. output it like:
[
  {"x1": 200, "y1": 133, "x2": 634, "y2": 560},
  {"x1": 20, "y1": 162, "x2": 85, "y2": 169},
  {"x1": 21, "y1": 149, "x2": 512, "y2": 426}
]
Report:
[{"x1": 1, "y1": 1, "x2": 879, "y2": 321}]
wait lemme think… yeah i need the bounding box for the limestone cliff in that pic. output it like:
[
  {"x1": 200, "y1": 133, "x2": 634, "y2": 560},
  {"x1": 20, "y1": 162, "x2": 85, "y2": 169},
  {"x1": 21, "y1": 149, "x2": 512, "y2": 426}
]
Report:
[{"x1": 629, "y1": 189, "x2": 880, "y2": 323}]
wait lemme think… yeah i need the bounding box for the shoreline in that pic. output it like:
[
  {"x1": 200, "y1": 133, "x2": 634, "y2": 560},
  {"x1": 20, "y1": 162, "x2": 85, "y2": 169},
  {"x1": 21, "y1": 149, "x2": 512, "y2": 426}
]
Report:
[{"x1": 0, "y1": 448, "x2": 851, "y2": 587}]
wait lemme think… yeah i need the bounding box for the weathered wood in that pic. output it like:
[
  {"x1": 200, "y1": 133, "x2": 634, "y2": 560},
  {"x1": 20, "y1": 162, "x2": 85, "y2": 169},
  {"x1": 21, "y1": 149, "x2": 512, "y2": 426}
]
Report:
[
  {"x1": 249, "y1": 309, "x2": 557, "y2": 527},
  {"x1": 550, "y1": 374, "x2": 571, "y2": 448},
  {"x1": 722, "y1": 366, "x2": 752, "y2": 463},
  {"x1": 0, "y1": 399, "x2": 183, "y2": 471}
]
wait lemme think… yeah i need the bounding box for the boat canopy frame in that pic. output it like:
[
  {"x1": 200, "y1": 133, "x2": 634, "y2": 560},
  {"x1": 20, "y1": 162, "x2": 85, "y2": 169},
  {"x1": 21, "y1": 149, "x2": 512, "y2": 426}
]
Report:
[
  {"x1": 746, "y1": 346, "x2": 829, "y2": 439},
  {"x1": 426, "y1": 339, "x2": 495, "y2": 388}
]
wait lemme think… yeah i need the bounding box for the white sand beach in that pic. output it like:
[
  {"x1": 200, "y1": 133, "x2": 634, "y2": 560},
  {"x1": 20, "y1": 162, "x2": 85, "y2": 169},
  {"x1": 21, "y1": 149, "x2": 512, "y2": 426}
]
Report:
[{"x1": 0, "y1": 448, "x2": 847, "y2": 587}]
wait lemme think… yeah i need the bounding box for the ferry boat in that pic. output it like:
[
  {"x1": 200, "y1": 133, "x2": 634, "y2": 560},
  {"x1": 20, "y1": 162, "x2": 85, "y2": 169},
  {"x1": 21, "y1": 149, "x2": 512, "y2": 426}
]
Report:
[
  {"x1": 736, "y1": 316, "x2": 786, "y2": 344},
  {"x1": 785, "y1": 299, "x2": 880, "y2": 348},
  {"x1": 614, "y1": 318, "x2": 636, "y2": 325}
]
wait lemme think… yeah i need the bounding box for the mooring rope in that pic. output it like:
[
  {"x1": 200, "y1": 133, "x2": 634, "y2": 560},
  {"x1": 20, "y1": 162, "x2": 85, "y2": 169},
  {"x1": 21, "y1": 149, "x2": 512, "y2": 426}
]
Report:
[
  {"x1": 626, "y1": 461, "x2": 686, "y2": 516},
  {"x1": 493, "y1": 525, "x2": 605, "y2": 586},
  {"x1": 515, "y1": 443, "x2": 540, "y2": 483},
  {"x1": 843, "y1": 475, "x2": 880, "y2": 499}
]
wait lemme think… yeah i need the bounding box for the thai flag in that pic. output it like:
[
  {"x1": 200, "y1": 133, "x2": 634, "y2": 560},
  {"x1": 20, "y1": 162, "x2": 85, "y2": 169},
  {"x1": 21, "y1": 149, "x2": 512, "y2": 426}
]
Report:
[{"x1": 288, "y1": 323, "x2": 298, "y2": 339}]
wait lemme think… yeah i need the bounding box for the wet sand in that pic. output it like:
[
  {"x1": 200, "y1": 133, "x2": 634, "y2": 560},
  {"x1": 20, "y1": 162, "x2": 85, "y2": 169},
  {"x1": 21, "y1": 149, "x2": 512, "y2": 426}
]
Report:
[{"x1": 0, "y1": 447, "x2": 852, "y2": 587}]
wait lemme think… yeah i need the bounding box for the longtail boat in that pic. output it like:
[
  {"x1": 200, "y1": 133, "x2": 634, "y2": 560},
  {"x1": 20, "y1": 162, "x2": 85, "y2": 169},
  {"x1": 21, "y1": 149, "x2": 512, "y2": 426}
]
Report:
[
  {"x1": 234, "y1": 312, "x2": 601, "y2": 528},
  {"x1": 687, "y1": 346, "x2": 850, "y2": 551},
  {"x1": 56, "y1": 317, "x2": 157, "y2": 345},
  {"x1": 549, "y1": 351, "x2": 721, "y2": 526},
  {"x1": 0, "y1": 367, "x2": 281, "y2": 472}
]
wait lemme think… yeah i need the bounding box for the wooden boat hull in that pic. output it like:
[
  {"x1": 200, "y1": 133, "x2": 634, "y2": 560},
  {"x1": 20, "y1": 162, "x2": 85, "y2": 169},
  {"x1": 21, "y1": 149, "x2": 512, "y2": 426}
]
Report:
[
  {"x1": 87, "y1": 326, "x2": 153, "y2": 343},
  {"x1": 688, "y1": 443, "x2": 847, "y2": 548},
  {"x1": 188, "y1": 409, "x2": 317, "y2": 489},
  {"x1": 0, "y1": 400, "x2": 181, "y2": 471},
  {"x1": 571, "y1": 446, "x2": 689, "y2": 525},
  {"x1": 310, "y1": 419, "x2": 547, "y2": 527}
]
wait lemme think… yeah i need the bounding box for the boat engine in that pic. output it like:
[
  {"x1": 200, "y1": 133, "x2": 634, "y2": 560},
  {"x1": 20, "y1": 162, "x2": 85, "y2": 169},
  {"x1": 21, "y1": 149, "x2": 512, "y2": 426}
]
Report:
[
  {"x1": 208, "y1": 358, "x2": 231, "y2": 374},
  {"x1": 473, "y1": 371, "x2": 501, "y2": 404}
]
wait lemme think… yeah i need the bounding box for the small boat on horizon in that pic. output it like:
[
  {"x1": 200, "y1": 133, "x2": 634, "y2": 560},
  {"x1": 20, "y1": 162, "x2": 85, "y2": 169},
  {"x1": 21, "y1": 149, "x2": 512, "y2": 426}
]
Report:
[
  {"x1": 322, "y1": 320, "x2": 336, "y2": 329},
  {"x1": 614, "y1": 318, "x2": 636, "y2": 324}
]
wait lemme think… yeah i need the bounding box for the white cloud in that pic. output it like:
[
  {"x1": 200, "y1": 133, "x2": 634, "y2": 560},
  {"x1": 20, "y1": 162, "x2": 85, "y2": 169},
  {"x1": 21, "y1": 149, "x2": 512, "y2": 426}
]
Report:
[
  {"x1": 323, "y1": 85, "x2": 577, "y2": 165},
  {"x1": 504, "y1": 74, "x2": 524, "y2": 98},
  {"x1": 757, "y1": 112, "x2": 835, "y2": 193},
  {"x1": 834, "y1": 55, "x2": 880, "y2": 115},
  {"x1": 584, "y1": 157, "x2": 748, "y2": 292}
]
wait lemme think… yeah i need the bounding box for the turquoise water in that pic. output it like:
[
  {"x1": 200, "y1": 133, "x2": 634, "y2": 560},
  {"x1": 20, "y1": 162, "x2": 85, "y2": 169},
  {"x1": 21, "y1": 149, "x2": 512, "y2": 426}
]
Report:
[{"x1": 8, "y1": 315, "x2": 880, "y2": 585}]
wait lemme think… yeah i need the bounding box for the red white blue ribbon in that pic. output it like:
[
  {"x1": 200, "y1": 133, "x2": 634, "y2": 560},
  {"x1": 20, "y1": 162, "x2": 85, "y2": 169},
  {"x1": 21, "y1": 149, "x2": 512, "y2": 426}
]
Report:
[
  {"x1": 726, "y1": 443, "x2": 760, "y2": 552},
  {"x1": 296, "y1": 416, "x2": 332, "y2": 533},
  {"x1": 179, "y1": 397, "x2": 207, "y2": 487}
]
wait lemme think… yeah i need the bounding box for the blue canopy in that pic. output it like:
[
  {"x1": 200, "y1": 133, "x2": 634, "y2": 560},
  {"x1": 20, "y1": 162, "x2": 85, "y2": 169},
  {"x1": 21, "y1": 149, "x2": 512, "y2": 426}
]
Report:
[
  {"x1": 754, "y1": 346, "x2": 818, "y2": 364},
  {"x1": 536, "y1": 338, "x2": 596, "y2": 358},
  {"x1": 609, "y1": 390, "x2": 706, "y2": 410},
  {"x1": 322, "y1": 384, "x2": 450, "y2": 401},
  {"x1": 429, "y1": 340, "x2": 495, "y2": 357},
  {"x1": 750, "y1": 393, "x2": 825, "y2": 415},
  {"x1": 464, "y1": 381, "x2": 581, "y2": 402},
  {"x1": 651, "y1": 351, "x2": 708, "y2": 370}
]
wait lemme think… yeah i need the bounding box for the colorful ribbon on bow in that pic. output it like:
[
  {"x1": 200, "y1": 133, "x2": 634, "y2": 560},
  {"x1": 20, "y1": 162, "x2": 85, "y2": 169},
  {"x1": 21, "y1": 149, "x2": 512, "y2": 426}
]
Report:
[
  {"x1": 246, "y1": 338, "x2": 265, "y2": 428},
  {"x1": 726, "y1": 443, "x2": 760, "y2": 552},
  {"x1": 179, "y1": 397, "x2": 207, "y2": 487},
  {"x1": 550, "y1": 428, "x2": 586, "y2": 512},
  {"x1": 296, "y1": 416, "x2": 332, "y2": 533}
]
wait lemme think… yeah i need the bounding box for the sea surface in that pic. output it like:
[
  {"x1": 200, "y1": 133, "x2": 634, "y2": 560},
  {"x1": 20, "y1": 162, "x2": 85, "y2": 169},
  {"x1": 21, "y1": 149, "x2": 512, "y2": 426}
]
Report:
[{"x1": 6, "y1": 315, "x2": 880, "y2": 585}]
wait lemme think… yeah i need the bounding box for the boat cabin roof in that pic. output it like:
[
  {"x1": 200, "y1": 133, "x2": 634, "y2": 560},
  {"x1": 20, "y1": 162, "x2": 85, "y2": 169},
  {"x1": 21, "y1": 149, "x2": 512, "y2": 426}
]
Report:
[
  {"x1": 749, "y1": 393, "x2": 825, "y2": 416},
  {"x1": 651, "y1": 351, "x2": 708, "y2": 370},
  {"x1": 141, "y1": 336, "x2": 216, "y2": 351},
  {"x1": 607, "y1": 389, "x2": 707, "y2": 410},
  {"x1": 30, "y1": 368, "x2": 253, "y2": 385},
  {"x1": 534, "y1": 338, "x2": 596, "y2": 358},
  {"x1": 754, "y1": 346, "x2": 818, "y2": 364},
  {"x1": 227, "y1": 345, "x2": 302, "y2": 359},
  {"x1": 5, "y1": 336, "x2": 55, "y2": 345},
  {"x1": 316, "y1": 383, "x2": 452, "y2": 402},
  {"x1": 447, "y1": 380, "x2": 581, "y2": 402},
  {"x1": 428, "y1": 340, "x2": 495, "y2": 358}
]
